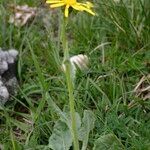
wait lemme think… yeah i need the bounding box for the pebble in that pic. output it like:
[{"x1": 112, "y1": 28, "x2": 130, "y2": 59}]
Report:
[{"x1": 0, "y1": 48, "x2": 18, "y2": 105}]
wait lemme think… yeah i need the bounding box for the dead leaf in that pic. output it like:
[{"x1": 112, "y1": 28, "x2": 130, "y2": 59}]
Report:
[
  {"x1": 127, "y1": 74, "x2": 150, "y2": 110},
  {"x1": 133, "y1": 74, "x2": 150, "y2": 100},
  {"x1": 9, "y1": 4, "x2": 37, "y2": 27}
]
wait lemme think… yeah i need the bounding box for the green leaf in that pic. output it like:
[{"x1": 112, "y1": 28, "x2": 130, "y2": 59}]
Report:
[
  {"x1": 93, "y1": 134, "x2": 125, "y2": 150},
  {"x1": 78, "y1": 110, "x2": 96, "y2": 150},
  {"x1": 48, "y1": 120, "x2": 72, "y2": 150},
  {"x1": 61, "y1": 106, "x2": 81, "y2": 130},
  {"x1": 9, "y1": 118, "x2": 29, "y2": 133}
]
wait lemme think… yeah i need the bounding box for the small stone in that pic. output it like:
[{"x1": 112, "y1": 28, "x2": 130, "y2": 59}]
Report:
[
  {"x1": 0, "y1": 86, "x2": 9, "y2": 99},
  {"x1": 0, "y1": 48, "x2": 18, "y2": 105},
  {"x1": 0, "y1": 61, "x2": 8, "y2": 74},
  {"x1": 8, "y1": 49, "x2": 19, "y2": 58}
]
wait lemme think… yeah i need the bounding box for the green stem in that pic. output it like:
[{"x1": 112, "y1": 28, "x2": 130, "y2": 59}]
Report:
[
  {"x1": 65, "y1": 61, "x2": 79, "y2": 150},
  {"x1": 61, "y1": 16, "x2": 79, "y2": 150}
]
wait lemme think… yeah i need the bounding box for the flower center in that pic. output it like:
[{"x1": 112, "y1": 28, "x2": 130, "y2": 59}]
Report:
[{"x1": 63, "y1": 0, "x2": 76, "y2": 5}]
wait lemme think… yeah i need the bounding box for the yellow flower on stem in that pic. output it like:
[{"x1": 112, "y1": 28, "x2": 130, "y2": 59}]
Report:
[{"x1": 46, "y1": 0, "x2": 95, "y2": 17}]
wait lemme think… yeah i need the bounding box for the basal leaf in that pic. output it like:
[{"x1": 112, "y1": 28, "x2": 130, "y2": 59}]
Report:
[
  {"x1": 93, "y1": 134, "x2": 125, "y2": 150},
  {"x1": 48, "y1": 120, "x2": 72, "y2": 150}
]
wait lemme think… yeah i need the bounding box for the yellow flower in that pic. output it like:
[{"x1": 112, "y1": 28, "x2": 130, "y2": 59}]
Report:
[{"x1": 46, "y1": 0, "x2": 95, "y2": 17}]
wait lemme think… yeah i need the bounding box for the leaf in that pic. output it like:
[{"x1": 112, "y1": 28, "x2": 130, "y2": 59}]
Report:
[
  {"x1": 93, "y1": 134, "x2": 125, "y2": 150},
  {"x1": 9, "y1": 118, "x2": 30, "y2": 132},
  {"x1": 78, "y1": 110, "x2": 96, "y2": 150},
  {"x1": 61, "y1": 106, "x2": 81, "y2": 130},
  {"x1": 48, "y1": 106, "x2": 82, "y2": 150},
  {"x1": 48, "y1": 120, "x2": 72, "y2": 150}
]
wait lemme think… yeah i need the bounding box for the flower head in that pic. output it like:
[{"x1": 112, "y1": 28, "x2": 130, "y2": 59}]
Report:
[{"x1": 46, "y1": 0, "x2": 95, "y2": 17}]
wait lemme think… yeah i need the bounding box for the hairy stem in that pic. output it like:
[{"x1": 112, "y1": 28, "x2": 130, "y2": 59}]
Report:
[{"x1": 61, "y1": 16, "x2": 79, "y2": 150}]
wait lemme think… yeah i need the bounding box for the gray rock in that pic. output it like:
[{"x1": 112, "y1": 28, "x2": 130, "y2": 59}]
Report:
[{"x1": 0, "y1": 48, "x2": 18, "y2": 105}]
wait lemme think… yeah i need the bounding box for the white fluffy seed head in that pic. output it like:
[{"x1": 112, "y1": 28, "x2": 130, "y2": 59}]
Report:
[
  {"x1": 62, "y1": 54, "x2": 89, "y2": 79},
  {"x1": 70, "y1": 54, "x2": 89, "y2": 70}
]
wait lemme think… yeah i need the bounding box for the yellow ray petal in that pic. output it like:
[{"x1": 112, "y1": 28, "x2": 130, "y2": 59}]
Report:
[
  {"x1": 71, "y1": 4, "x2": 85, "y2": 11},
  {"x1": 72, "y1": 3, "x2": 95, "y2": 15},
  {"x1": 46, "y1": 0, "x2": 95, "y2": 17},
  {"x1": 50, "y1": 3, "x2": 65, "y2": 8},
  {"x1": 85, "y1": 2, "x2": 94, "y2": 8},
  {"x1": 65, "y1": 5, "x2": 70, "y2": 17},
  {"x1": 46, "y1": 0, "x2": 63, "y2": 4},
  {"x1": 79, "y1": 2, "x2": 94, "y2": 9},
  {"x1": 83, "y1": 7, "x2": 95, "y2": 15}
]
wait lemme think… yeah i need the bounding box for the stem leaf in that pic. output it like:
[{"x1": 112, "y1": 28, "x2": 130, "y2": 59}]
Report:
[{"x1": 78, "y1": 110, "x2": 96, "y2": 150}]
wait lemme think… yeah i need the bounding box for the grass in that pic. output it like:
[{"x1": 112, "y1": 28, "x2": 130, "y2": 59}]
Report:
[{"x1": 0, "y1": 0, "x2": 150, "y2": 149}]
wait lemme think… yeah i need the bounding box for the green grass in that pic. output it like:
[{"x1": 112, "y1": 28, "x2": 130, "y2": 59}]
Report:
[{"x1": 0, "y1": 0, "x2": 150, "y2": 149}]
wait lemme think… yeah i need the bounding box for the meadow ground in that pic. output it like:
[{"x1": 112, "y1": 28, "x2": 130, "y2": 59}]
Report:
[{"x1": 0, "y1": 0, "x2": 150, "y2": 149}]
